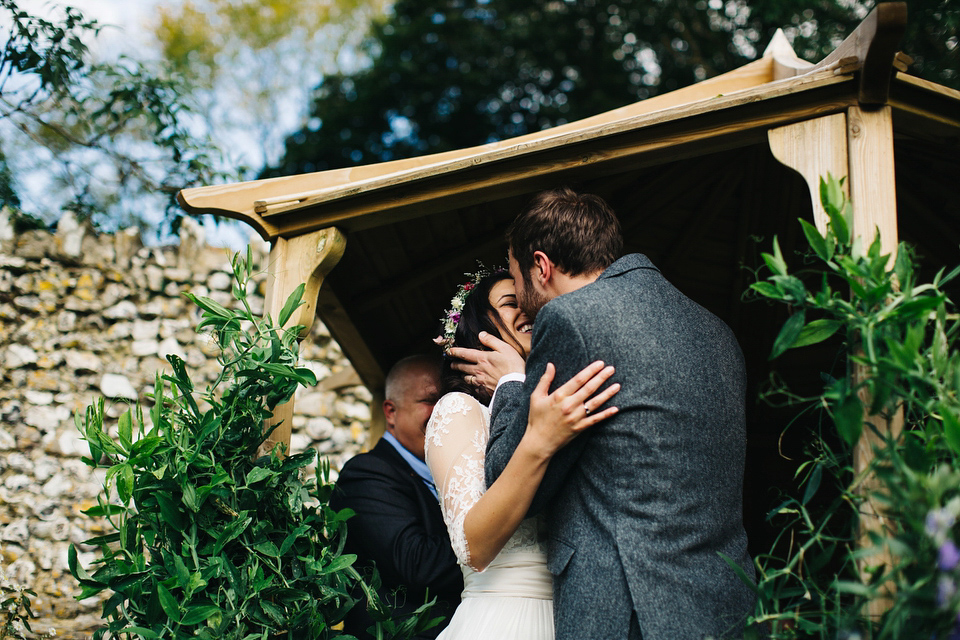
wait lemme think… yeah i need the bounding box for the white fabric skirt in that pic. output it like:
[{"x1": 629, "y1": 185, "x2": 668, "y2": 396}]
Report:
[{"x1": 438, "y1": 552, "x2": 554, "y2": 640}]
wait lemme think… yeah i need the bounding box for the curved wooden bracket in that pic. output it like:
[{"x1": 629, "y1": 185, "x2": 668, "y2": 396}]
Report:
[
  {"x1": 768, "y1": 113, "x2": 849, "y2": 232},
  {"x1": 811, "y1": 2, "x2": 907, "y2": 106},
  {"x1": 265, "y1": 227, "x2": 347, "y2": 339},
  {"x1": 261, "y1": 227, "x2": 347, "y2": 456}
]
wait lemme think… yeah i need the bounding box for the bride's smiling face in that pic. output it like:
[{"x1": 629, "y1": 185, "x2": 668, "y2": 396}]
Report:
[{"x1": 488, "y1": 278, "x2": 533, "y2": 357}]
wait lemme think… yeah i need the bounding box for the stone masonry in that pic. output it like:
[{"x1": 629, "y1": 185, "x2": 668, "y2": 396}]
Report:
[{"x1": 0, "y1": 210, "x2": 372, "y2": 638}]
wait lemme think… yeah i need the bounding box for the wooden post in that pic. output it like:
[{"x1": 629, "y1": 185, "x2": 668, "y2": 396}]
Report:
[
  {"x1": 262, "y1": 227, "x2": 346, "y2": 457},
  {"x1": 769, "y1": 107, "x2": 903, "y2": 619},
  {"x1": 368, "y1": 390, "x2": 386, "y2": 450},
  {"x1": 846, "y1": 105, "x2": 903, "y2": 619}
]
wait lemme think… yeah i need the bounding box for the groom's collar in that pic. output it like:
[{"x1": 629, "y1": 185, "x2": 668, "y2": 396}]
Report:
[{"x1": 598, "y1": 253, "x2": 660, "y2": 280}]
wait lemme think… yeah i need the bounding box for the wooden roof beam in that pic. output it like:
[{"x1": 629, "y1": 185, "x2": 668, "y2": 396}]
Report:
[{"x1": 810, "y1": 2, "x2": 907, "y2": 106}]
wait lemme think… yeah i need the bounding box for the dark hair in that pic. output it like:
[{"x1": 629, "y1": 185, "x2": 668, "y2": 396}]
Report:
[
  {"x1": 440, "y1": 270, "x2": 513, "y2": 404},
  {"x1": 506, "y1": 187, "x2": 623, "y2": 278}
]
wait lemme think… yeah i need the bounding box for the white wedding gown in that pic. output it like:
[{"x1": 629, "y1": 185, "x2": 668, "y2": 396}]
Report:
[{"x1": 425, "y1": 392, "x2": 554, "y2": 640}]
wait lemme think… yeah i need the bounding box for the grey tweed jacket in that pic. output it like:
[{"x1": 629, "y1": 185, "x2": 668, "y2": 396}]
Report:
[{"x1": 485, "y1": 254, "x2": 756, "y2": 640}]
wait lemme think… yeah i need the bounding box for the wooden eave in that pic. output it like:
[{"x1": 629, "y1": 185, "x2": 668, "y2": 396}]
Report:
[
  {"x1": 179, "y1": 65, "x2": 861, "y2": 241},
  {"x1": 889, "y1": 73, "x2": 960, "y2": 143},
  {"x1": 177, "y1": 2, "x2": 928, "y2": 245}
]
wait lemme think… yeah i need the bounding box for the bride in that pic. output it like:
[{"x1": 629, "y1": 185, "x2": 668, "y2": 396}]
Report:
[{"x1": 425, "y1": 269, "x2": 619, "y2": 640}]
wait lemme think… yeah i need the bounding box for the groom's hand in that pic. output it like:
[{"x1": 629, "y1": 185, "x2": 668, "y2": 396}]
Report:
[{"x1": 448, "y1": 331, "x2": 525, "y2": 393}]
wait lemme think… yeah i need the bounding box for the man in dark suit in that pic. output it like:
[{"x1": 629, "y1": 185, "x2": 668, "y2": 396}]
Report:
[
  {"x1": 331, "y1": 355, "x2": 463, "y2": 639},
  {"x1": 452, "y1": 188, "x2": 755, "y2": 639}
]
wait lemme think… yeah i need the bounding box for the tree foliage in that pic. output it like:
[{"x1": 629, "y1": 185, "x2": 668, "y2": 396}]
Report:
[
  {"x1": 267, "y1": 0, "x2": 957, "y2": 177},
  {"x1": 150, "y1": 0, "x2": 390, "y2": 172},
  {"x1": 0, "y1": 0, "x2": 229, "y2": 233}
]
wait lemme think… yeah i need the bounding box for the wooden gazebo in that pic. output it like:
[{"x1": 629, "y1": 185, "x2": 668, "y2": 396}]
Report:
[{"x1": 178, "y1": 3, "x2": 960, "y2": 552}]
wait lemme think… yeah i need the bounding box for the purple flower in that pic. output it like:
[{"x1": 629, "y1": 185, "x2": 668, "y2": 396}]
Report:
[{"x1": 942, "y1": 541, "x2": 960, "y2": 571}]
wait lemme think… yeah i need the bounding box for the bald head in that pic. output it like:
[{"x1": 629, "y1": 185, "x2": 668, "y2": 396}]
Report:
[{"x1": 383, "y1": 355, "x2": 442, "y2": 460}]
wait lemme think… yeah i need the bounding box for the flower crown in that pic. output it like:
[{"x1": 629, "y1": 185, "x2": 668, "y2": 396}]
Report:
[{"x1": 433, "y1": 265, "x2": 502, "y2": 353}]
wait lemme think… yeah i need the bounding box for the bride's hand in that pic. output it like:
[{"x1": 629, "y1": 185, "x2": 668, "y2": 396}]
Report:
[
  {"x1": 523, "y1": 361, "x2": 620, "y2": 457},
  {"x1": 449, "y1": 332, "x2": 526, "y2": 393}
]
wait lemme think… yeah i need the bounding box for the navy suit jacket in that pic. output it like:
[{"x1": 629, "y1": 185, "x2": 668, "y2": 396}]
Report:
[
  {"x1": 331, "y1": 438, "x2": 463, "y2": 639},
  {"x1": 485, "y1": 254, "x2": 756, "y2": 639}
]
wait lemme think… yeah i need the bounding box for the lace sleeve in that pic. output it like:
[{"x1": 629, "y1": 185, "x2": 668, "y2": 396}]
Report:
[{"x1": 425, "y1": 392, "x2": 488, "y2": 570}]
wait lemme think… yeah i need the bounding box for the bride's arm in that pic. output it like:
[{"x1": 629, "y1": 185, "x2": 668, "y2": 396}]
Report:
[
  {"x1": 427, "y1": 364, "x2": 618, "y2": 572},
  {"x1": 465, "y1": 362, "x2": 618, "y2": 570}
]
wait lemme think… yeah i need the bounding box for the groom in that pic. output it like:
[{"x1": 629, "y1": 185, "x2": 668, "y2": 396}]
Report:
[{"x1": 451, "y1": 188, "x2": 756, "y2": 639}]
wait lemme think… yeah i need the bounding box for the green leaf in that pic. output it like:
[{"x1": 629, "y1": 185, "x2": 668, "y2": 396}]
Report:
[
  {"x1": 117, "y1": 464, "x2": 135, "y2": 505},
  {"x1": 182, "y1": 483, "x2": 198, "y2": 512},
  {"x1": 939, "y1": 262, "x2": 960, "y2": 287},
  {"x1": 157, "y1": 583, "x2": 180, "y2": 621},
  {"x1": 833, "y1": 395, "x2": 863, "y2": 447},
  {"x1": 260, "y1": 600, "x2": 286, "y2": 624},
  {"x1": 717, "y1": 553, "x2": 761, "y2": 596},
  {"x1": 118, "y1": 410, "x2": 133, "y2": 452},
  {"x1": 770, "y1": 311, "x2": 805, "y2": 360},
  {"x1": 748, "y1": 281, "x2": 780, "y2": 299},
  {"x1": 835, "y1": 580, "x2": 875, "y2": 596},
  {"x1": 252, "y1": 541, "x2": 280, "y2": 557},
  {"x1": 791, "y1": 319, "x2": 841, "y2": 349},
  {"x1": 181, "y1": 605, "x2": 222, "y2": 626},
  {"x1": 172, "y1": 554, "x2": 190, "y2": 589},
  {"x1": 799, "y1": 218, "x2": 830, "y2": 262},
  {"x1": 81, "y1": 504, "x2": 126, "y2": 517},
  {"x1": 130, "y1": 436, "x2": 163, "y2": 458},
  {"x1": 277, "y1": 283, "x2": 306, "y2": 327},
  {"x1": 214, "y1": 515, "x2": 253, "y2": 555},
  {"x1": 118, "y1": 627, "x2": 159, "y2": 639},
  {"x1": 761, "y1": 236, "x2": 787, "y2": 276},
  {"x1": 941, "y1": 407, "x2": 960, "y2": 455},
  {"x1": 280, "y1": 450, "x2": 316, "y2": 471},
  {"x1": 150, "y1": 373, "x2": 165, "y2": 432},
  {"x1": 184, "y1": 293, "x2": 233, "y2": 319},
  {"x1": 820, "y1": 174, "x2": 850, "y2": 245},
  {"x1": 246, "y1": 467, "x2": 277, "y2": 485},
  {"x1": 802, "y1": 463, "x2": 823, "y2": 505},
  {"x1": 318, "y1": 554, "x2": 357, "y2": 575},
  {"x1": 67, "y1": 544, "x2": 97, "y2": 584}
]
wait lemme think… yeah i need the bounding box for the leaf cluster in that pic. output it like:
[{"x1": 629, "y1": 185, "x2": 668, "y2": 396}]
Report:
[
  {"x1": 69, "y1": 249, "x2": 434, "y2": 639},
  {"x1": 746, "y1": 175, "x2": 960, "y2": 637},
  {"x1": 0, "y1": 0, "x2": 232, "y2": 233},
  {"x1": 1, "y1": 572, "x2": 36, "y2": 640}
]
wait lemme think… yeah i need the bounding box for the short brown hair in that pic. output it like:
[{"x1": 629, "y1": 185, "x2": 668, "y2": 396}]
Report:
[{"x1": 506, "y1": 187, "x2": 623, "y2": 278}]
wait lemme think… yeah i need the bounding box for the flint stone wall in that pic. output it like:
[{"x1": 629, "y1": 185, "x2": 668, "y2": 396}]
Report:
[{"x1": 0, "y1": 211, "x2": 371, "y2": 638}]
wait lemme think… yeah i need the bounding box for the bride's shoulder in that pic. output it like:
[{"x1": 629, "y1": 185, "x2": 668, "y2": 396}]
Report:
[
  {"x1": 426, "y1": 392, "x2": 487, "y2": 451},
  {"x1": 432, "y1": 391, "x2": 484, "y2": 417}
]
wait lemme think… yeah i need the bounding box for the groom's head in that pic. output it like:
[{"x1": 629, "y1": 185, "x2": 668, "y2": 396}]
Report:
[{"x1": 506, "y1": 187, "x2": 622, "y2": 318}]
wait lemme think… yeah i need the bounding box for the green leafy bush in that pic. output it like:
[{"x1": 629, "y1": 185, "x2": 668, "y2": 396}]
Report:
[
  {"x1": 1, "y1": 568, "x2": 36, "y2": 640},
  {"x1": 69, "y1": 249, "x2": 435, "y2": 639},
  {"x1": 747, "y1": 175, "x2": 960, "y2": 637}
]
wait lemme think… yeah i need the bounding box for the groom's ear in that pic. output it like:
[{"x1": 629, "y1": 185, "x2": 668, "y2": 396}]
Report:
[{"x1": 532, "y1": 251, "x2": 553, "y2": 286}]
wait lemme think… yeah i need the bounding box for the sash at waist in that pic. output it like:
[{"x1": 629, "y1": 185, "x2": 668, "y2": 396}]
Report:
[{"x1": 461, "y1": 551, "x2": 553, "y2": 600}]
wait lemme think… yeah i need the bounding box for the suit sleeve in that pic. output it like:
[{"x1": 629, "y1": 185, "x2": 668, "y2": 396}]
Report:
[
  {"x1": 332, "y1": 456, "x2": 461, "y2": 593},
  {"x1": 484, "y1": 303, "x2": 592, "y2": 515}
]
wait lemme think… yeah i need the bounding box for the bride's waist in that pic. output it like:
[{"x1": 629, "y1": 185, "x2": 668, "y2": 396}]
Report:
[{"x1": 461, "y1": 551, "x2": 552, "y2": 600}]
